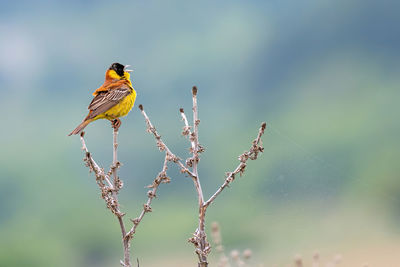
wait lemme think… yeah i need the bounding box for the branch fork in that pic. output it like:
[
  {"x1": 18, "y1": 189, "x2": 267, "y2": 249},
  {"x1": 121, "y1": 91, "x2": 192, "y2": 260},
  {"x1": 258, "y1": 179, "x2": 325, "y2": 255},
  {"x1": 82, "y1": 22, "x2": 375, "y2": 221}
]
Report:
[
  {"x1": 139, "y1": 87, "x2": 266, "y2": 266},
  {"x1": 79, "y1": 121, "x2": 173, "y2": 266},
  {"x1": 77, "y1": 86, "x2": 266, "y2": 267}
]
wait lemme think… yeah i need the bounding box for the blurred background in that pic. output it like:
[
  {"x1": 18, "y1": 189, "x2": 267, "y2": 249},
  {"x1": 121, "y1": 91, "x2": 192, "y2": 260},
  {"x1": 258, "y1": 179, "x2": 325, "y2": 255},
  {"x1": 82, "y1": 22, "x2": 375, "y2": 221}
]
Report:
[{"x1": 1, "y1": 0, "x2": 400, "y2": 266}]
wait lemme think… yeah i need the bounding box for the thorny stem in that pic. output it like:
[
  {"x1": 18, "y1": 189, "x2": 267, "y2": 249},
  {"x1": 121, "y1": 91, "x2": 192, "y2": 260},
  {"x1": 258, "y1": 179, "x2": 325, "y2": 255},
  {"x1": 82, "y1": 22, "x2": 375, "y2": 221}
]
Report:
[
  {"x1": 111, "y1": 128, "x2": 130, "y2": 267},
  {"x1": 190, "y1": 86, "x2": 209, "y2": 267},
  {"x1": 203, "y1": 122, "x2": 266, "y2": 209},
  {"x1": 125, "y1": 154, "x2": 170, "y2": 239},
  {"x1": 80, "y1": 129, "x2": 130, "y2": 266},
  {"x1": 80, "y1": 132, "x2": 114, "y2": 188},
  {"x1": 181, "y1": 102, "x2": 209, "y2": 266},
  {"x1": 141, "y1": 87, "x2": 266, "y2": 267},
  {"x1": 139, "y1": 104, "x2": 197, "y2": 179},
  {"x1": 80, "y1": 123, "x2": 172, "y2": 267}
]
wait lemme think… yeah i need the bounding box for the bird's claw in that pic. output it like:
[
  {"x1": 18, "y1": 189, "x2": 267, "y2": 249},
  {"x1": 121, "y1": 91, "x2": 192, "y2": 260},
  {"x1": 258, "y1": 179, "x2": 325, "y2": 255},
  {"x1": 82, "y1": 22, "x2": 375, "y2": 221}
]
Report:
[{"x1": 112, "y1": 119, "x2": 121, "y2": 131}]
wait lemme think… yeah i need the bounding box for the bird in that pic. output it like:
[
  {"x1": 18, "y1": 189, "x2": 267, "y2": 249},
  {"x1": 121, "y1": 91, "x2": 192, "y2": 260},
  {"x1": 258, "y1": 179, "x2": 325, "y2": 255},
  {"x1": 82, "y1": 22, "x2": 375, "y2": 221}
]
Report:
[{"x1": 68, "y1": 62, "x2": 136, "y2": 136}]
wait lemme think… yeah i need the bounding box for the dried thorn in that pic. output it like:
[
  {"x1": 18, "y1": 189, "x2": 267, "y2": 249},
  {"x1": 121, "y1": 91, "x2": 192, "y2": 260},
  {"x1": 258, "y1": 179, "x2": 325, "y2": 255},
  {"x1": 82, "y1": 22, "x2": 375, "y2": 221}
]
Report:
[
  {"x1": 156, "y1": 140, "x2": 165, "y2": 151},
  {"x1": 147, "y1": 190, "x2": 156, "y2": 198},
  {"x1": 189, "y1": 132, "x2": 196, "y2": 142},
  {"x1": 186, "y1": 158, "x2": 194, "y2": 167},
  {"x1": 158, "y1": 171, "x2": 171, "y2": 183},
  {"x1": 146, "y1": 182, "x2": 156, "y2": 189},
  {"x1": 239, "y1": 163, "x2": 247, "y2": 176},
  {"x1": 226, "y1": 172, "x2": 235, "y2": 182},
  {"x1": 182, "y1": 126, "x2": 191, "y2": 136},
  {"x1": 166, "y1": 153, "x2": 180, "y2": 163},
  {"x1": 80, "y1": 131, "x2": 85, "y2": 137},
  {"x1": 180, "y1": 108, "x2": 184, "y2": 113},
  {"x1": 188, "y1": 236, "x2": 199, "y2": 247},
  {"x1": 131, "y1": 218, "x2": 140, "y2": 225},
  {"x1": 143, "y1": 204, "x2": 152, "y2": 212},
  {"x1": 124, "y1": 232, "x2": 133, "y2": 241},
  {"x1": 225, "y1": 172, "x2": 235, "y2": 182},
  {"x1": 138, "y1": 104, "x2": 143, "y2": 111},
  {"x1": 238, "y1": 153, "x2": 248, "y2": 162},
  {"x1": 198, "y1": 144, "x2": 205, "y2": 153}
]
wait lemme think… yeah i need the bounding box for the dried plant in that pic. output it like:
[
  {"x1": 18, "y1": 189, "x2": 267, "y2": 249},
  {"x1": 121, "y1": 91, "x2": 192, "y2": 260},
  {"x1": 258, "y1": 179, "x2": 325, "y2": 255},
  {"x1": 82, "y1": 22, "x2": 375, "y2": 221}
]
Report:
[
  {"x1": 210, "y1": 222, "x2": 350, "y2": 267},
  {"x1": 79, "y1": 124, "x2": 172, "y2": 267},
  {"x1": 139, "y1": 86, "x2": 266, "y2": 266},
  {"x1": 294, "y1": 252, "x2": 343, "y2": 267},
  {"x1": 312, "y1": 251, "x2": 320, "y2": 267},
  {"x1": 210, "y1": 221, "x2": 252, "y2": 267},
  {"x1": 294, "y1": 254, "x2": 303, "y2": 267},
  {"x1": 211, "y1": 222, "x2": 230, "y2": 267}
]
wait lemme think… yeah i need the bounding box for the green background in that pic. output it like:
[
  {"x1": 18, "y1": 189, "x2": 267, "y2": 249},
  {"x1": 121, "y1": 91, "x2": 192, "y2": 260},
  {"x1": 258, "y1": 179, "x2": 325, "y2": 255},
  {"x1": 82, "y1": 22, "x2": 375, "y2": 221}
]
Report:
[{"x1": 1, "y1": 1, "x2": 399, "y2": 266}]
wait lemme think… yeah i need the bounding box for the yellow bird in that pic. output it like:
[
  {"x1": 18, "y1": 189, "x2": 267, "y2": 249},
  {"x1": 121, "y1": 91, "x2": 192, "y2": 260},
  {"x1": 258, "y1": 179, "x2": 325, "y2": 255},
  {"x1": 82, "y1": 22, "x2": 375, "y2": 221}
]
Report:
[{"x1": 68, "y1": 62, "x2": 136, "y2": 136}]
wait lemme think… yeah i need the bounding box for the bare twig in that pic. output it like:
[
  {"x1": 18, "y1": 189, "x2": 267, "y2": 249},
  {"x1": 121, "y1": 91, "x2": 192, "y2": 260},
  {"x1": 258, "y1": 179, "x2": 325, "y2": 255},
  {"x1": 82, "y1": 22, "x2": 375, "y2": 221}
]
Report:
[
  {"x1": 111, "y1": 128, "x2": 130, "y2": 266},
  {"x1": 203, "y1": 122, "x2": 266, "y2": 208},
  {"x1": 80, "y1": 129, "x2": 129, "y2": 266},
  {"x1": 126, "y1": 153, "x2": 171, "y2": 238},
  {"x1": 139, "y1": 104, "x2": 197, "y2": 179},
  {"x1": 79, "y1": 122, "x2": 173, "y2": 267},
  {"x1": 139, "y1": 87, "x2": 266, "y2": 266},
  {"x1": 186, "y1": 86, "x2": 209, "y2": 267},
  {"x1": 80, "y1": 132, "x2": 114, "y2": 189},
  {"x1": 180, "y1": 108, "x2": 195, "y2": 156}
]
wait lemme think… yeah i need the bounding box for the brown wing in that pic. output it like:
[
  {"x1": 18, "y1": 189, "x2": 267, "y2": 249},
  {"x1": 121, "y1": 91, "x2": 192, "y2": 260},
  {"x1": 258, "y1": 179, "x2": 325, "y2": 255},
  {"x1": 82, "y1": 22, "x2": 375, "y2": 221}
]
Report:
[{"x1": 85, "y1": 84, "x2": 131, "y2": 120}]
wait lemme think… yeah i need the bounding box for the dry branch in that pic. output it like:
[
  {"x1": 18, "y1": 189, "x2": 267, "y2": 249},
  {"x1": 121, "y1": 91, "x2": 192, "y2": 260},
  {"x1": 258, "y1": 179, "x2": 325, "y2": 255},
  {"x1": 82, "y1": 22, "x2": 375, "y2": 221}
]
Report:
[
  {"x1": 138, "y1": 104, "x2": 197, "y2": 179},
  {"x1": 125, "y1": 149, "x2": 171, "y2": 239},
  {"x1": 78, "y1": 123, "x2": 171, "y2": 266},
  {"x1": 203, "y1": 122, "x2": 266, "y2": 209},
  {"x1": 139, "y1": 87, "x2": 266, "y2": 266},
  {"x1": 80, "y1": 130, "x2": 129, "y2": 265}
]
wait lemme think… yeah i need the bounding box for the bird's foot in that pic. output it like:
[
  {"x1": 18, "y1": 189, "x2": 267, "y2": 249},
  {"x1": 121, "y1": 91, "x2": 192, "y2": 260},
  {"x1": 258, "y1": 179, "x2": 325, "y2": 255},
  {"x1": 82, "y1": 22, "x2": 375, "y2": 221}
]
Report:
[{"x1": 111, "y1": 118, "x2": 121, "y2": 131}]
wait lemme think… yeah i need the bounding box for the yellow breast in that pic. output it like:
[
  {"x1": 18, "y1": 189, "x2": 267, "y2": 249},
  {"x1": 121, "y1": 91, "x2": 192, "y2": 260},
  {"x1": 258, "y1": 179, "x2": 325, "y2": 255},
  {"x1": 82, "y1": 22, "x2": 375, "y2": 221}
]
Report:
[{"x1": 96, "y1": 89, "x2": 136, "y2": 120}]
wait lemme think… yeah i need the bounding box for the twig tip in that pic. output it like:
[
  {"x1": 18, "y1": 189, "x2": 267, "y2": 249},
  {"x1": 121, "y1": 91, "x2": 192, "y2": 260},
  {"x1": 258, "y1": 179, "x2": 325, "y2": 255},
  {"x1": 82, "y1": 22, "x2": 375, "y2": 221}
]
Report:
[
  {"x1": 138, "y1": 104, "x2": 143, "y2": 111},
  {"x1": 180, "y1": 108, "x2": 184, "y2": 113},
  {"x1": 261, "y1": 122, "x2": 266, "y2": 130},
  {"x1": 80, "y1": 131, "x2": 85, "y2": 137},
  {"x1": 192, "y1": 86, "x2": 197, "y2": 95}
]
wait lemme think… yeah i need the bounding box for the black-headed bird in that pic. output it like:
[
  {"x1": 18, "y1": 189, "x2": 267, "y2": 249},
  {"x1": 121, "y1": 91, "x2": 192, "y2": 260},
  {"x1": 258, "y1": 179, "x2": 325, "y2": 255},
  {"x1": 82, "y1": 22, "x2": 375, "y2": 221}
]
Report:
[{"x1": 68, "y1": 62, "x2": 136, "y2": 136}]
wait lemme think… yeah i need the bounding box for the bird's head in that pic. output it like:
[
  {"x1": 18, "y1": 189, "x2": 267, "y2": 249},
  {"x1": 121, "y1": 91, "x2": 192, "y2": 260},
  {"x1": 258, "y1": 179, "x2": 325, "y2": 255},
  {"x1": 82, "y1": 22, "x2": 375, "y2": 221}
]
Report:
[{"x1": 106, "y1": 62, "x2": 133, "y2": 81}]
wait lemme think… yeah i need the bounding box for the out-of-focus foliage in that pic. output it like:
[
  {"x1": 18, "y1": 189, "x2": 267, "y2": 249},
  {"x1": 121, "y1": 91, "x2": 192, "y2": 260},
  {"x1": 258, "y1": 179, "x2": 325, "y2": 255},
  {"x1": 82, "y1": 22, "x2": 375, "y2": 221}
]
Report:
[{"x1": 1, "y1": 1, "x2": 399, "y2": 266}]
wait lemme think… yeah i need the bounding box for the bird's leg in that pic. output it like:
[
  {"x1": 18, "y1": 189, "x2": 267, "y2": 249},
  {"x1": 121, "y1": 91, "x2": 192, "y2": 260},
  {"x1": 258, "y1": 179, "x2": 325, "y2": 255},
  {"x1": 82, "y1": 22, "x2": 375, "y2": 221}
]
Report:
[{"x1": 111, "y1": 118, "x2": 121, "y2": 131}]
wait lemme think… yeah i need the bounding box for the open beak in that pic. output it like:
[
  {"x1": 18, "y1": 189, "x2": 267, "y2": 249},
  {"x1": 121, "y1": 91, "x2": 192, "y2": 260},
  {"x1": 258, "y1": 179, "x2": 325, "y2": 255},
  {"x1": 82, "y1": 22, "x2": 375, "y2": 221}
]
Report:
[{"x1": 124, "y1": 65, "x2": 133, "y2": 73}]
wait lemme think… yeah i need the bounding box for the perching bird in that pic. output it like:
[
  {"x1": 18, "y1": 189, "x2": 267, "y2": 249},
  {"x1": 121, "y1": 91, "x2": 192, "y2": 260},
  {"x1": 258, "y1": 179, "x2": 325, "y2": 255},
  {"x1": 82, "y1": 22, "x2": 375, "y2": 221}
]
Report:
[{"x1": 68, "y1": 62, "x2": 136, "y2": 136}]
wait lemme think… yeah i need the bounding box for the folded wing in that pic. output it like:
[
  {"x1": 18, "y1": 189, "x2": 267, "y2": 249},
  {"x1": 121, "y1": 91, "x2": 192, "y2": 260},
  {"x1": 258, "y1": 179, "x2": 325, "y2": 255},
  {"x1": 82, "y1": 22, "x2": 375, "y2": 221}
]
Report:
[{"x1": 85, "y1": 83, "x2": 131, "y2": 120}]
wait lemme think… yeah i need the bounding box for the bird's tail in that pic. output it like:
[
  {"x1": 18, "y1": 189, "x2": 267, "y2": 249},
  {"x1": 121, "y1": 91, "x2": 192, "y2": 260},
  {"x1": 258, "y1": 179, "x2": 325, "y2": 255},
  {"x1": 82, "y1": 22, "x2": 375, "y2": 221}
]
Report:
[{"x1": 68, "y1": 119, "x2": 92, "y2": 136}]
